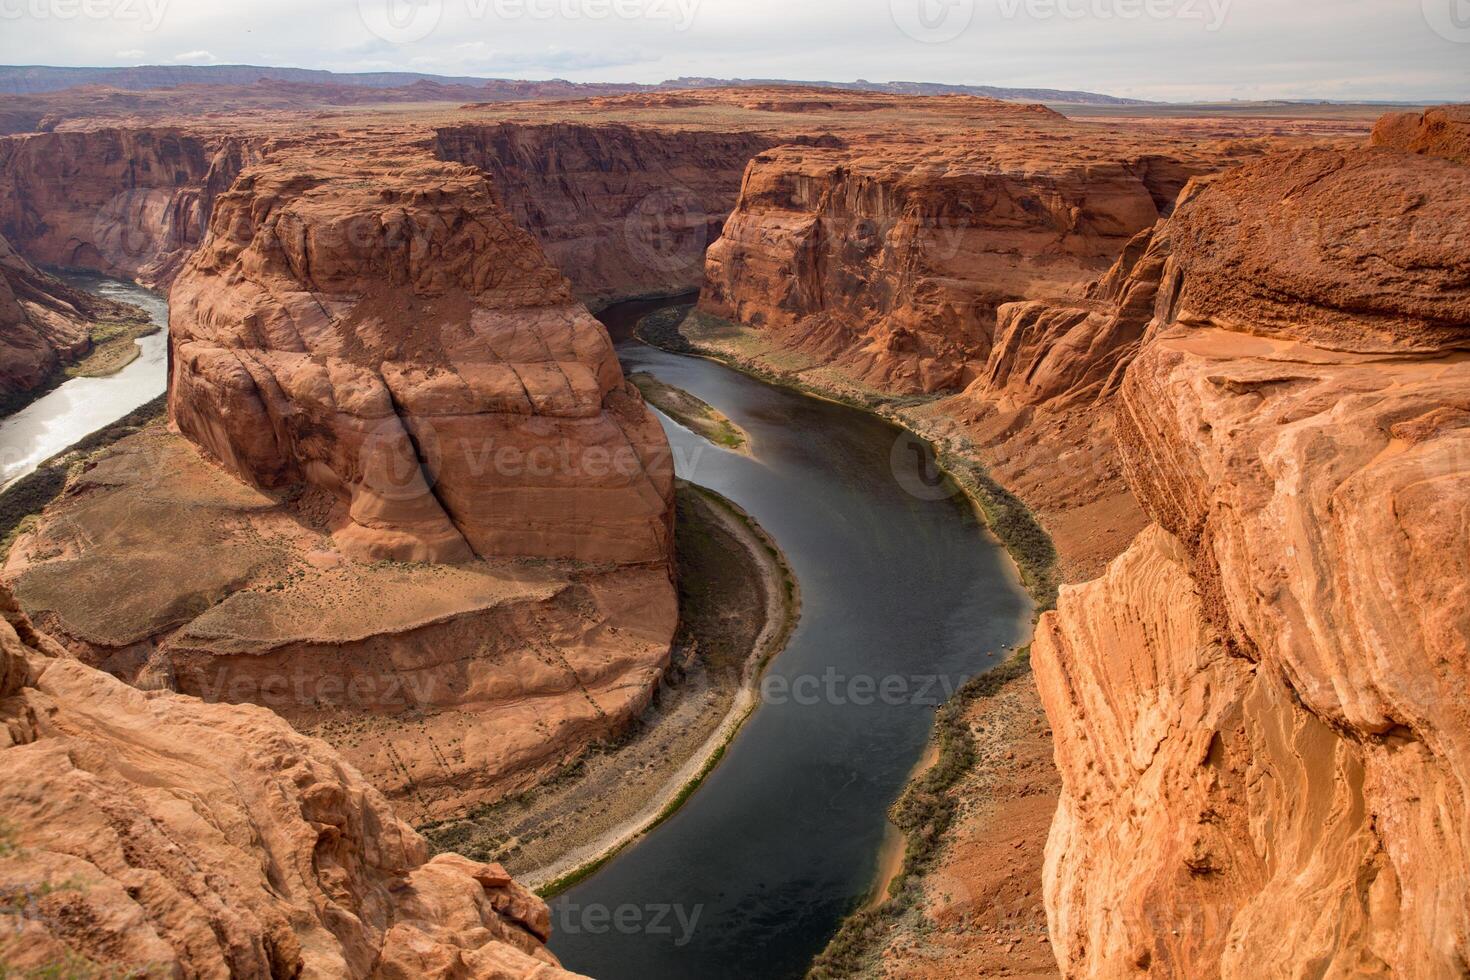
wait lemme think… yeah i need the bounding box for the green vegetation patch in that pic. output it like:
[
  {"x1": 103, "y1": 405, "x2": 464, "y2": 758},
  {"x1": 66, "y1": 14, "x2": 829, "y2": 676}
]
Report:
[{"x1": 630, "y1": 372, "x2": 749, "y2": 453}]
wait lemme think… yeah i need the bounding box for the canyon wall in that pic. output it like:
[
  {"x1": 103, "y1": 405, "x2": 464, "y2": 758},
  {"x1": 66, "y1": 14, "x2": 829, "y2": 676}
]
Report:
[
  {"x1": 1033, "y1": 139, "x2": 1470, "y2": 976},
  {"x1": 699, "y1": 126, "x2": 1239, "y2": 394},
  {"x1": 436, "y1": 122, "x2": 775, "y2": 305},
  {"x1": 0, "y1": 128, "x2": 258, "y2": 287},
  {"x1": 0, "y1": 583, "x2": 581, "y2": 978}
]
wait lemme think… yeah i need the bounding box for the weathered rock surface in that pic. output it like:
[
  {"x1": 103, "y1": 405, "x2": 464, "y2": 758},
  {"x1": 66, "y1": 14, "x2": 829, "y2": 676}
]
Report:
[
  {"x1": 0, "y1": 128, "x2": 257, "y2": 287},
  {"x1": 169, "y1": 141, "x2": 675, "y2": 565},
  {"x1": 4, "y1": 127, "x2": 680, "y2": 821},
  {"x1": 1034, "y1": 134, "x2": 1470, "y2": 976},
  {"x1": 0, "y1": 583, "x2": 582, "y2": 978},
  {"x1": 1370, "y1": 104, "x2": 1469, "y2": 164},
  {"x1": 699, "y1": 115, "x2": 1267, "y2": 394},
  {"x1": 5, "y1": 425, "x2": 677, "y2": 821},
  {"x1": 436, "y1": 122, "x2": 776, "y2": 305}
]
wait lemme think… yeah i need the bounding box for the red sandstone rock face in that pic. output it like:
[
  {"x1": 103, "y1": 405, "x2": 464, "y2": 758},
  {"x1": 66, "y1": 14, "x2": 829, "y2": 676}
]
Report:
[
  {"x1": 700, "y1": 128, "x2": 1245, "y2": 394},
  {"x1": 169, "y1": 142, "x2": 674, "y2": 565},
  {"x1": 0, "y1": 585, "x2": 582, "y2": 978},
  {"x1": 436, "y1": 122, "x2": 776, "y2": 305},
  {"x1": 1033, "y1": 132, "x2": 1470, "y2": 976},
  {"x1": 0, "y1": 128, "x2": 257, "y2": 287},
  {"x1": 1371, "y1": 104, "x2": 1469, "y2": 165}
]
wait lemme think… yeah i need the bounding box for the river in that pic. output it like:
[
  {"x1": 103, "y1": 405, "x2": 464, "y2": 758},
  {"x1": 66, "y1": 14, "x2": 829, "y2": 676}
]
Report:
[
  {"x1": 0, "y1": 272, "x2": 168, "y2": 487},
  {"x1": 549, "y1": 300, "x2": 1033, "y2": 979}
]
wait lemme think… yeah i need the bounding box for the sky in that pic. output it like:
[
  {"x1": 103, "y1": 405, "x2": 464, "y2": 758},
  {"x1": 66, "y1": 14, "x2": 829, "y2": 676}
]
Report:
[{"x1": 1, "y1": 0, "x2": 1467, "y2": 102}]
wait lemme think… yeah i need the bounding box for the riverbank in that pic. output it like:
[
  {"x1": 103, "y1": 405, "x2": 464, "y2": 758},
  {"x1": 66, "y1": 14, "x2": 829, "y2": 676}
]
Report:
[
  {"x1": 421, "y1": 481, "x2": 800, "y2": 895},
  {"x1": 0, "y1": 274, "x2": 170, "y2": 487},
  {"x1": 63, "y1": 316, "x2": 160, "y2": 378},
  {"x1": 638, "y1": 305, "x2": 1059, "y2": 611},
  {"x1": 808, "y1": 648, "x2": 1059, "y2": 979}
]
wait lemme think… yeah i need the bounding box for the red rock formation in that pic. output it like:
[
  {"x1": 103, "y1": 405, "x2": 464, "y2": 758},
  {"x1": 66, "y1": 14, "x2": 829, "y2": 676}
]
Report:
[
  {"x1": 435, "y1": 122, "x2": 776, "y2": 305},
  {"x1": 169, "y1": 141, "x2": 674, "y2": 565},
  {"x1": 1370, "y1": 104, "x2": 1469, "y2": 165},
  {"x1": 0, "y1": 128, "x2": 257, "y2": 287},
  {"x1": 0, "y1": 231, "x2": 143, "y2": 407},
  {"x1": 699, "y1": 122, "x2": 1252, "y2": 394},
  {"x1": 1033, "y1": 134, "x2": 1470, "y2": 976},
  {"x1": 0, "y1": 584, "x2": 582, "y2": 978},
  {"x1": 8, "y1": 133, "x2": 679, "y2": 819}
]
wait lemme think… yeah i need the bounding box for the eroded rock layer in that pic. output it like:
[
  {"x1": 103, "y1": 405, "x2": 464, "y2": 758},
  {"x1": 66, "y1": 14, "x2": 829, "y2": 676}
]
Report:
[
  {"x1": 699, "y1": 116, "x2": 1265, "y2": 394},
  {"x1": 0, "y1": 231, "x2": 140, "y2": 405},
  {"x1": 0, "y1": 584, "x2": 582, "y2": 978},
  {"x1": 1033, "y1": 135, "x2": 1470, "y2": 977},
  {"x1": 7, "y1": 132, "x2": 680, "y2": 820},
  {"x1": 0, "y1": 128, "x2": 257, "y2": 287}
]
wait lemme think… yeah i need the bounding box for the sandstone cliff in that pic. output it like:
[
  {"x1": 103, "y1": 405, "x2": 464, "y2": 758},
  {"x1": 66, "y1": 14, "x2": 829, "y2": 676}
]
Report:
[
  {"x1": 1033, "y1": 136, "x2": 1470, "y2": 976},
  {"x1": 7, "y1": 135, "x2": 679, "y2": 821},
  {"x1": 0, "y1": 128, "x2": 257, "y2": 287},
  {"x1": 0, "y1": 583, "x2": 582, "y2": 978},
  {"x1": 0, "y1": 232, "x2": 132, "y2": 407},
  {"x1": 699, "y1": 125, "x2": 1255, "y2": 394},
  {"x1": 436, "y1": 122, "x2": 775, "y2": 305}
]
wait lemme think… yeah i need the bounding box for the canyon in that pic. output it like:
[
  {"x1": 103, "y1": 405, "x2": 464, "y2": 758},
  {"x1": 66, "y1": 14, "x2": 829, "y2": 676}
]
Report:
[{"x1": 0, "y1": 77, "x2": 1465, "y2": 978}]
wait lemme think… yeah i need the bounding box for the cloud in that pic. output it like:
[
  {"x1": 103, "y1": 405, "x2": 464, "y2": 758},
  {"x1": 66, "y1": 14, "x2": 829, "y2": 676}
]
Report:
[
  {"x1": 115, "y1": 49, "x2": 146, "y2": 59},
  {"x1": 173, "y1": 50, "x2": 217, "y2": 63}
]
